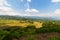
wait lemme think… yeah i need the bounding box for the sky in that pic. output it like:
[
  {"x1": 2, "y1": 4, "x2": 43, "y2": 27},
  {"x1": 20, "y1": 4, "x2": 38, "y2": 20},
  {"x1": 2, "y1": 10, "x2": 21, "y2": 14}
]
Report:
[{"x1": 0, "y1": 0, "x2": 60, "y2": 18}]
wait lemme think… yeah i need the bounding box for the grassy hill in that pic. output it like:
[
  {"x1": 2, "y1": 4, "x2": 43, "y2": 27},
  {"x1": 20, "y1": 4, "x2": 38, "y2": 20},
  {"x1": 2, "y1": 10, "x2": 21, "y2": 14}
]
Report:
[{"x1": 0, "y1": 15, "x2": 60, "y2": 40}]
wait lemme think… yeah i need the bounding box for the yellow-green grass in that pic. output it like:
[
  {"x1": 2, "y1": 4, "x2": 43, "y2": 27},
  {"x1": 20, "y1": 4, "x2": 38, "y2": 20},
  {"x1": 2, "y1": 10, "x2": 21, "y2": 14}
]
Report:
[{"x1": 0, "y1": 20, "x2": 43, "y2": 28}]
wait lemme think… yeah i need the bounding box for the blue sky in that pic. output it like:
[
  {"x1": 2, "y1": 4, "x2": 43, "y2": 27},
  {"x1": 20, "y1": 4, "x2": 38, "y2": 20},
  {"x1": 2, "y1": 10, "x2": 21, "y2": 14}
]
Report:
[
  {"x1": 0, "y1": 0, "x2": 60, "y2": 18},
  {"x1": 7, "y1": 0, "x2": 60, "y2": 13}
]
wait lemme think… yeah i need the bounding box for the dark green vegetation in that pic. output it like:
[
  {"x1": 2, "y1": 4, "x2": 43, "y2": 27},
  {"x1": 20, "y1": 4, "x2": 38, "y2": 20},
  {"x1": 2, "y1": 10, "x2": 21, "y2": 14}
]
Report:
[
  {"x1": 0, "y1": 15, "x2": 60, "y2": 40},
  {"x1": 48, "y1": 37, "x2": 60, "y2": 40}
]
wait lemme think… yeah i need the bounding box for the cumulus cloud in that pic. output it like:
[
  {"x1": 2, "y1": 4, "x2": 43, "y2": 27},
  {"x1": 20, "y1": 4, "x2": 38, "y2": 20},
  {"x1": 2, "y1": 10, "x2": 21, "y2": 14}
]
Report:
[
  {"x1": 54, "y1": 9, "x2": 60, "y2": 14},
  {"x1": 0, "y1": 0, "x2": 22, "y2": 16},
  {"x1": 0, "y1": 7, "x2": 18, "y2": 15},
  {"x1": 4, "y1": 0, "x2": 11, "y2": 6},
  {"x1": 25, "y1": 0, "x2": 39, "y2": 13},
  {"x1": 36, "y1": 9, "x2": 60, "y2": 17},
  {"x1": 25, "y1": 8, "x2": 39, "y2": 13},
  {"x1": 0, "y1": 0, "x2": 5, "y2": 6},
  {"x1": 52, "y1": 9, "x2": 60, "y2": 17},
  {"x1": 27, "y1": 0, "x2": 31, "y2": 2},
  {"x1": 24, "y1": 9, "x2": 60, "y2": 17},
  {"x1": 52, "y1": 0, "x2": 60, "y2": 2},
  {"x1": 31, "y1": 9, "x2": 39, "y2": 12},
  {"x1": 0, "y1": 0, "x2": 31, "y2": 16},
  {"x1": 0, "y1": 0, "x2": 60, "y2": 17}
]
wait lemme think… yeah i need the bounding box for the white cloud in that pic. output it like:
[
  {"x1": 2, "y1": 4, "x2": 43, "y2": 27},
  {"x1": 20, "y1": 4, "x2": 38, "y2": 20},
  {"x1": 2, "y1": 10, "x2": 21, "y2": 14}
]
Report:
[
  {"x1": 54, "y1": 9, "x2": 60, "y2": 15},
  {"x1": 0, "y1": 0, "x2": 60, "y2": 17},
  {"x1": 25, "y1": 9, "x2": 31, "y2": 12},
  {"x1": 0, "y1": 0, "x2": 5, "y2": 6},
  {"x1": 4, "y1": 0, "x2": 11, "y2": 6},
  {"x1": 24, "y1": 9, "x2": 60, "y2": 17},
  {"x1": 27, "y1": 0, "x2": 31, "y2": 2},
  {"x1": 0, "y1": 0, "x2": 33, "y2": 16},
  {"x1": 31, "y1": 9, "x2": 39, "y2": 12},
  {"x1": 0, "y1": 0, "x2": 39, "y2": 16},
  {"x1": 36, "y1": 9, "x2": 60, "y2": 17},
  {"x1": 0, "y1": 0, "x2": 22, "y2": 16},
  {"x1": 0, "y1": 7, "x2": 19, "y2": 16},
  {"x1": 51, "y1": 9, "x2": 60, "y2": 17},
  {"x1": 25, "y1": 8, "x2": 39, "y2": 16},
  {"x1": 20, "y1": 9, "x2": 60, "y2": 17},
  {"x1": 52, "y1": 0, "x2": 60, "y2": 2},
  {"x1": 25, "y1": 8, "x2": 39, "y2": 13}
]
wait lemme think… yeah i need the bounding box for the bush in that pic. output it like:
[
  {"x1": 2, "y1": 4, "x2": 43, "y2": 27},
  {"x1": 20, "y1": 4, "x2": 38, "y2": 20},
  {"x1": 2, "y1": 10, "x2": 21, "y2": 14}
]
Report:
[
  {"x1": 23, "y1": 25, "x2": 36, "y2": 35},
  {"x1": 0, "y1": 30, "x2": 9, "y2": 40}
]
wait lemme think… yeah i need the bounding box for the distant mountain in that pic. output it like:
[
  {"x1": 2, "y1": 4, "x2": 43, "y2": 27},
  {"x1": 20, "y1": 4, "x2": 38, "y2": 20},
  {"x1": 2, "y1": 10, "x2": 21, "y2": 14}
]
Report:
[
  {"x1": 0, "y1": 15, "x2": 25, "y2": 20},
  {"x1": 0, "y1": 15, "x2": 59, "y2": 21}
]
